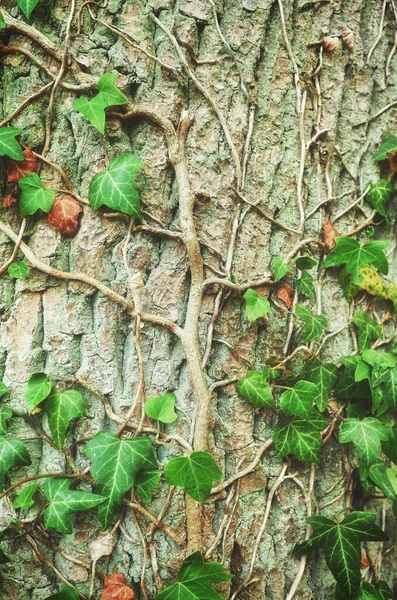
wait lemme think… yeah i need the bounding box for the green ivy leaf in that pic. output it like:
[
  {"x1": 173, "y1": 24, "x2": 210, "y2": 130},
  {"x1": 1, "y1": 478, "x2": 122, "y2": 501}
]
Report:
[
  {"x1": 367, "y1": 461, "x2": 397, "y2": 501},
  {"x1": 25, "y1": 373, "x2": 52, "y2": 412},
  {"x1": 323, "y1": 237, "x2": 389, "y2": 280},
  {"x1": 376, "y1": 368, "x2": 397, "y2": 409},
  {"x1": 44, "y1": 587, "x2": 80, "y2": 600},
  {"x1": 164, "y1": 451, "x2": 222, "y2": 501},
  {"x1": 354, "y1": 357, "x2": 372, "y2": 383},
  {"x1": 362, "y1": 349, "x2": 396, "y2": 370},
  {"x1": 96, "y1": 73, "x2": 127, "y2": 107},
  {"x1": 154, "y1": 551, "x2": 233, "y2": 600},
  {"x1": 243, "y1": 288, "x2": 270, "y2": 322},
  {"x1": 0, "y1": 435, "x2": 30, "y2": 486},
  {"x1": 135, "y1": 471, "x2": 161, "y2": 503},
  {"x1": 73, "y1": 95, "x2": 107, "y2": 134},
  {"x1": 8, "y1": 261, "x2": 30, "y2": 280},
  {"x1": 280, "y1": 380, "x2": 318, "y2": 420},
  {"x1": 373, "y1": 132, "x2": 397, "y2": 161},
  {"x1": 0, "y1": 546, "x2": 10, "y2": 565},
  {"x1": 13, "y1": 482, "x2": 39, "y2": 510},
  {"x1": 296, "y1": 271, "x2": 316, "y2": 300},
  {"x1": 0, "y1": 10, "x2": 6, "y2": 29},
  {"x1": 144, "y1": 392, "x2": 177, "y2": 424},
  {"x1": 88, "y1": 153, "x2": 142, "y2": 217},
  {"x1": 295, "y1": 256, "x2": 316, "y2": 270},
  {"x1": 0, "y1": 382, "x2": 9, "y2": 399},
  {"x1": 272, "y1": 257, "x2": 290, "y2": 282},
  {"x1": 381, "y1": 426, "x2": 397, "y2": 464},
  {"x1": 352, "y1": 312, "x2": 382, "y2": 352},
  {"x1": 356, "y1": 582, "x2": 384, "y2": 600},
  {"x1": 366, "y1": 180, "x2": 394, "y2": 217},
  {"x1": 376, "y1": 581, "x2": 393, "y2": 600},
  {"x1": 19, "y1": 173, "x2": 55, "y2": 216},
  {"x1": 83, "y1": 432, "x2": 156, "y2": 528},
  {"x1": 0, "y1": 127, "x2": 23, "y2": 160},
  {"x1": 300, "y1": 362, "x2": 339, "y2": 412},
  {"x1": 293, "y1": 511, "x2": 388, "y2": 599},
  {"x1": 236, "y1": 369, "x2": 275, "y2": 409},
  {"x1": 335, "y1": 356, "x2": 371, "y2": 400},
  {"x1": 16, "y1": 0, "x2": 41, "y2": 18},
  {"x1": 43, "y1": 478, "x2": 105, "y2": 534},
  {"x1": 339, "y1": 418, "x2": 389, "y2": 466},
  {"x1": 42, "y1": 389, "x2": 85, "y2": 449},
  {"x1": 0, "y1": 408, "x2": 12, "y2": 435},
  {"x1": 273, "y1": 412, "x2": 326, "y2": 463},
  {"x1": 295, "y1": 305, "x2": 327, "y2": 342}
]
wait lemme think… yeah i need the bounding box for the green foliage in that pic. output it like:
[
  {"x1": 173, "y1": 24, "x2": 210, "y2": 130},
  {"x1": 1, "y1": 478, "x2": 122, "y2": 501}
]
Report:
[
  {"x1": 42, "y1": 389, "x2": 85, "y2": 448},
  {"x1": 25, "y1": 373, "x2": 51, "y2": 412},
  {"x1": 300, "y1": 361, "x2": 338, "y2": 412},
  {"x1": 164, "y1": 451, "x2": 222, "y2": 501},
  {"x1": 373, "y1": 132, "x2": 397, "y2": 161},
  {"x1": 279, "y1": 380, "x2": 318, "y2": 420},
  {"x1": 44, "y1": 588, "x2": 79, "y2": 600},
  {"x1": 43, "y1": 478, "x2": 105, "y2": 534},
  {"x1": 339, "y1": 418, "x2": 389, "y2": 466},
  {"x1": 83, "y1": 432, "x2": 156, "y2": 528},
  {"x1": 367, "y1": 461, "x2": 397, "y2": 501},
  {"x1": 323, "y1": 237, "x2": 389, "y2": 280},
  {"x1": 236, "y1": 369, "x2": 275, "y2": 409},
  {"x1": 0, "y1": 382, "x2": 9, "y2": 399},
  {"x1": 272, "y1": 257, "x2": 290, "y2": 282},
  {"x1": 352, "y1": 312, "x2": 382, "y2": 351},
  {"x1": 144, "y1": 392, "x2": 177, "y2": 424},
  {"x1": 0, "y1": 408, "x2": 12, "y2": 435},
  {"x1": 0, "y1": 127, "x2": 23, "y2": 160},
  {"x1": 377, "y1": 368, "x2": 397, "y2": 409},
  {"x1": 0, "y1": 435, "x2": 30, "y2": 487},
  {"x1": 135, "y1": 471, "x2": 161, "y2": 503},
  {"x1": 154, "y1": 551, "x2": 232, "y2": 600},
  {"x1": 17, "y1": 0, "x2": 41, "y2": 19},
  {"x1": 295, "y1": 304, "x2": 326, "y2": 342},
  {"x1": 13, "y1": 482, "x2": 38, "y2": 510},
  {"x1": 0, "y1": 546, "x2": 10, "y2": 564},
  {"x1": 293, "y1": 512, "x2": 388, "y2": 599},
  {"x1": 0, "y1": 11, "x2": 6, "y2": 29},
  {"x1": 382, "y1": 426, "x2": 397, "y2": 463},
  {"x1": 273, "y1": 412, "x2": 326, "y2": 463},
  {"x1": 296, "y1": 271, "x2": 316, "y2": 300},
  {"x1": 19, "y1": 173, "x2": 55, "y2": 216},
  {"x1": 243, "y1": 288, "x2": 271, "y2": 321},
  {"x1": 295, "y1": 255, "x2": 316, "y2": 270},
  {"x1": 366, "y1": 180, "x2": 394, "y2": 217},
  {"x1": 73, "y1": 73, "x2": 127, "y2": 133},
  {"x1": 8, "y1": 261, "x2": 30, "y2": 280},
  {"x1": 335, "y1": 356, "x2": 371, "y2": 400},
  {"x1": 88, "y1": 153, "x2": 142, "y2": 217}
]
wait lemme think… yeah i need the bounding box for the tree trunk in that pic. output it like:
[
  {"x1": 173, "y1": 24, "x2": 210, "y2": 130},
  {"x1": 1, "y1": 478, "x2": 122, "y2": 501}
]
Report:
[{"x1": 0, "y1": 0, "x2": 396, "y2": 599}]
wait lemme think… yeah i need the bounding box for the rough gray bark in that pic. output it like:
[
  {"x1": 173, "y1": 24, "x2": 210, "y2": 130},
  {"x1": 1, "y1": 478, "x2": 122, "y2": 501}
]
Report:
[{"x1": 0, "y1": 0, "x2": 396, "y2": 599}]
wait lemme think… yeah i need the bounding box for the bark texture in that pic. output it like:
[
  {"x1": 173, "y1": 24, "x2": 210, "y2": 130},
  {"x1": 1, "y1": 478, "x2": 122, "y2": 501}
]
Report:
[{"x1": 0, "y1": 0, "x2": 396, "y2": 598}]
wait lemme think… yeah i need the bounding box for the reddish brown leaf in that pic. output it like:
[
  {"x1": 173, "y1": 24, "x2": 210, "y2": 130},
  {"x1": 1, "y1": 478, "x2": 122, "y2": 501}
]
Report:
[
  {"x1": 2, "y1": 193, "x2": 17, "y2": 207},
  {"x1": 7, "y1": 148, "x2": 38, "y2": 183},
  {"x1": 360, "y1": 553, "x2": 370, "y2": 569},
  {"x1": 323, "y1": 219, "x2": 339, "y2": 253},
  {"x1": 47, "y1": 195, "x2": 83, "y2": 237},
  {"x1": 387, "y1": 150, "x2": 397, "y2": 179},
  {"x1": 276, "y1": 284, "x2": 294, "y2": 309},
  {"x1": 100, "y1": 574, "x2": 134, "y2": 600}
]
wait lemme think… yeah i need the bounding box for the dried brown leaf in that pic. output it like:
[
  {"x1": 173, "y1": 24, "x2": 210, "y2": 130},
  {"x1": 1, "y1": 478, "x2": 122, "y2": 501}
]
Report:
[
  {"x1": 100, "y1": 574, "x2": 135, "y2": 600},
  {"x1": 47, "y1": 195, "x2": 83, "y2": 237},
  {"x1": 323, "y1": 219, "x2": 339, "y2": 253},
  {"x1": 2, "y1": 193, "x2": 17, "y2": 207},
  {"x1": 89, "y1": 531, "x2": 116, "y2": 562},
  {"x1": 7, "y1": 148, "x2": 38, "y2": 183},
  {"x1": 276, "y1": 284, "x2": 294, "y2": 309}
]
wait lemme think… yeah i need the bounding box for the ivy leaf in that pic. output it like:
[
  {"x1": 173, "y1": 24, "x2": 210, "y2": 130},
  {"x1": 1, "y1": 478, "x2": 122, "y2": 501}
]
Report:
[
  {"x1": 300, "y1": 362, "x2": 339, "y2": 412},
  {"x1": 89, "y1": 153, "x2": 142, "y2": 217},
  {"x1": 243, "y1": 288, "x2": 270, "y2": 322},
  {"x1": 25, "y1": 373, "x2": 52, "y2": 412},
  {"x1": 13, "y1": 482, "x2": 39, "y2": 510},
  {"x1": 0, "y1": 10, "x2": 5, "y2": 29},
  {"x1": 376, "y1": 582, "x2": 393, "y2": 600},
  {"x1": 0, "y1": 382, "x2": 9, "y2": 399},
  {"x1": 0, "y1": 545, "x2": 10, "y2": 564},
  {"x1": 376, "y1": 368, "x2": 397, "y2": 409},
  {"x1": 83, "y1": 432, "x2": 156, "y2": 528},
  {"x1": 339, "y1": 418, "x2": 389, "y2": 466},
  {"x1": 272, "y1": 257, "x2": 290, "y2": 282},
  {"x1": 293, "y1": 511, "x2": 388, "y2": 599},
  {"x1": 144, "y1": 392, "x2": 177, "y2": 424},
  {"x1": 7, "y1": 148, "x2": 38, "y2": 182},
  {"x1": 362, "y1": 349, "x2": 396, "y2": 371},
  {"x1": 0, "y1": 408, "x2": 12, "y2": 435},
  {"x1": 273, "y1": 412, "x2": 326, "y2": 463},
  {"x1": 236, "y1": 369, "x2": 276, "y2": 409},
  {"x1": 280, "y1": 380, "x2": 318, "y2": 420},
  {"x1": 335, "y1": 356, "x2": 371, "y2": 400},
  {"x1": 73, "y1": 95, "x2": 108, "y2": 134},
  {"x1": 0, "y1": 127, "x2": 24, "y2": 160},
  {"x1": 43, "y1": 478, "x2": 105, "y2": 534},
  {"x1": 352, "y1": 312, "x2": 382, "y2": 352},
  {"x1": 97, "y1": 73, "x2": 127, "y2": 107},
  {"x1": 164, "y1": 451, "x2": 222, "y2": 501},
  {"x1": 135, "y1": 471, "x2": 161, "y2": 503},
  {"x1": 373, "y1": 132, "x2": 397, "y2": 161},
  {"x1": 366, "y1": 180, "x2": 394, "y2": 217},
  {"x1": 323, "y1": 237, "x2": 389, "y2": 280},
  {"x1": 296, "y1": 271, "x2": 316, "y2": 300},
  {"x1": 367, "y1": 461, "x2": 397, "y2": 501},
  {"x1": 154, "y1": 551, "x2": 233, "y2": 600},
  {"x1": 41, "y1": 389, "x2": 85, "y2": 449},
  {"x1": 47, "y1": 195, "x2": 83, "y2": 237},
  {"x1": 0, "y1": 435, "x2": 31, "y2": 486},
  {"x1": 295, "y1": 255, "x2": 316, "y2": 270},
  {"x1": 8, "y1": 261, "x2": 30, "y2": 280},
  {"x1": 44, "y1": 587, "x2": 79, "y2": 600},
  {"x1": 381, "y1": 426, "x2": 397, "y2": 464},
  {"x1": 295, "y1": 305, "x2": 327, "y2": 342},
  {"x1": 101, "y1": 573, "x2": 135, "y2": 600},
  {"x1": 19, "y1": 173, "x2": 55, "y2": 216}
]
